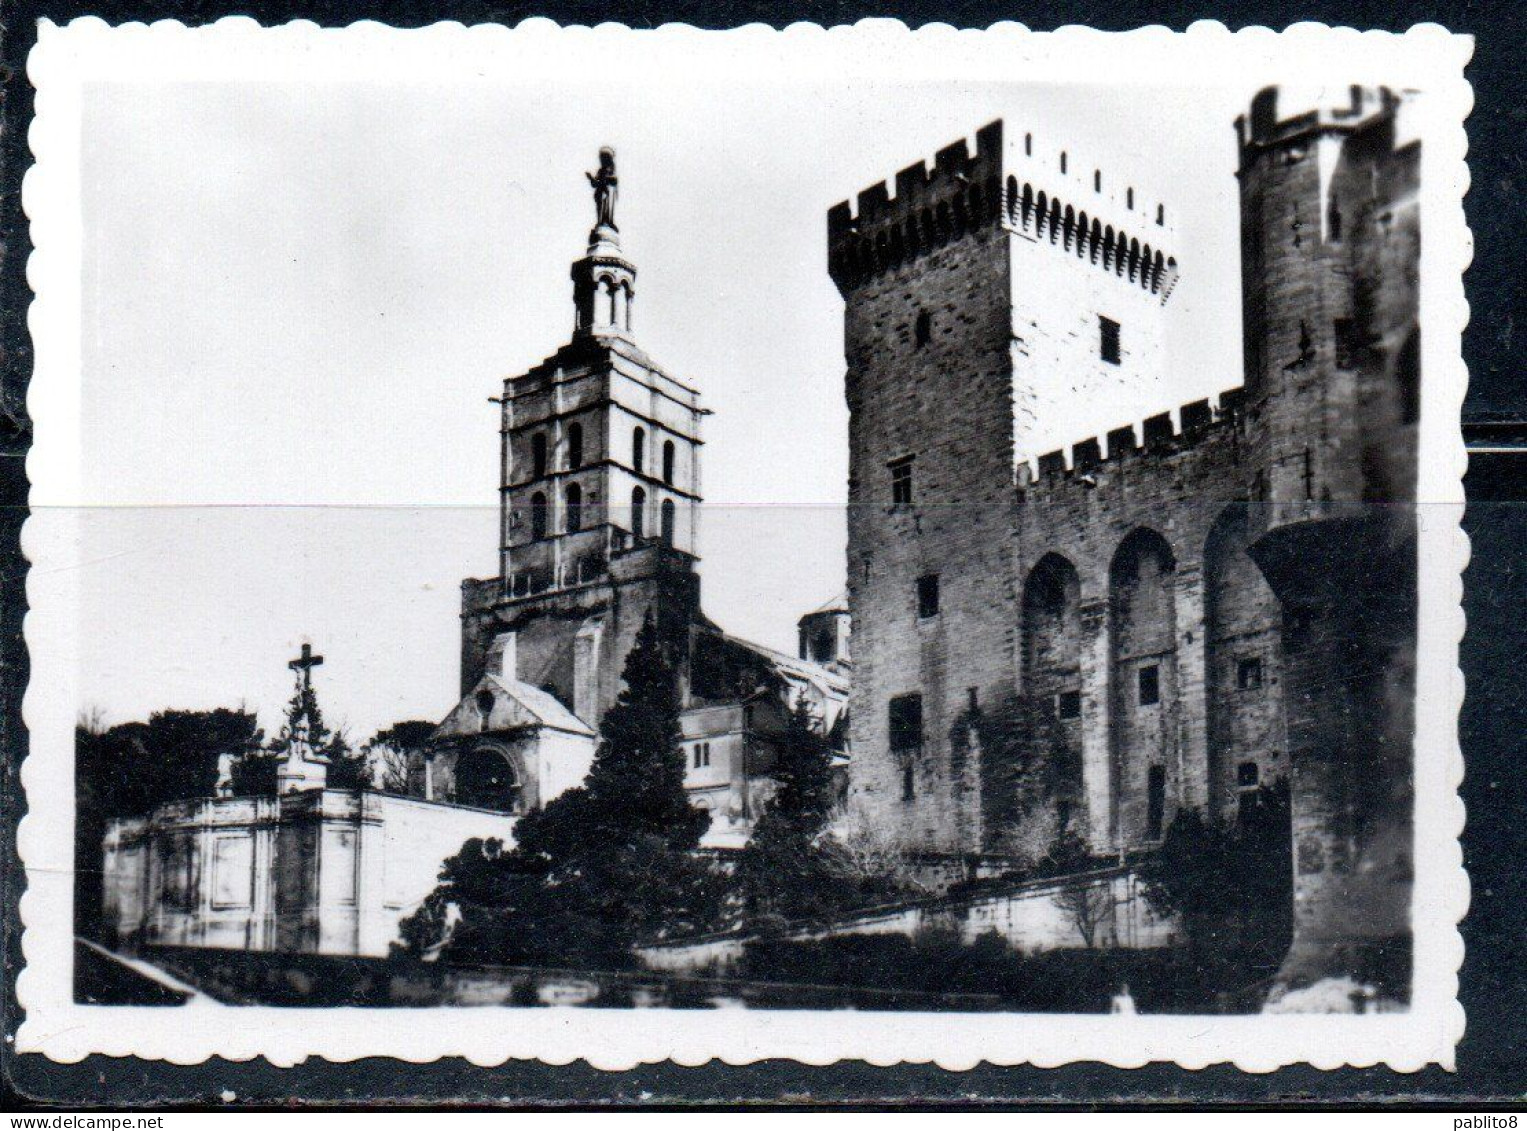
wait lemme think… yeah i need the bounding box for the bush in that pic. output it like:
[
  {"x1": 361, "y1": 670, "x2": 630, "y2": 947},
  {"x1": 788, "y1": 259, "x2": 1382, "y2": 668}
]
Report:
[{"x1": 732, "y1": 931, "x2": 1231, "y2": 1012}]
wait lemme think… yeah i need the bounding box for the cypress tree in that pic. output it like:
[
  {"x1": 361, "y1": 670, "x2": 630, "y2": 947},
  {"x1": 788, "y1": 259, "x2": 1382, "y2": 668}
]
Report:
[{"x1": 734, "y1": 691, "x2": 852, "y2": 929}]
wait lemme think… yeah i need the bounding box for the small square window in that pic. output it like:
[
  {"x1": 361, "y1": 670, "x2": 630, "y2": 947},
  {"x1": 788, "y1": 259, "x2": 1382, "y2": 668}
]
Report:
[
  {"x1": 917, "y1": 574, "x2": 940, "y2": 619},
  {"x1": 1100, "y1": 316, "x2": 1121, "y2": 365},
  {"x1": 1057, "y1": 690, "x2": 1082, "y2": 720},
  {"x1": 1237, "y1": 657, "x2": 1264, "y2": 690},
  {"x1": 1237, "y1": 761, "x2": 1260, "y2": 788},
  {"x1": 889, "y1": 457, "x2": 914, "y2": 507},
  {"x1": 1138, "y1": 664, "x2": 1160, "y2": 707}
]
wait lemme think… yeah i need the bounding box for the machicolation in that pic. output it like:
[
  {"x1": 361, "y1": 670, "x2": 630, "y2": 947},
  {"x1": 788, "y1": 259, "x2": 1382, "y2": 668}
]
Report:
[{"x1": 827, "y1": 118, "x2": 1180, "y2": 302}]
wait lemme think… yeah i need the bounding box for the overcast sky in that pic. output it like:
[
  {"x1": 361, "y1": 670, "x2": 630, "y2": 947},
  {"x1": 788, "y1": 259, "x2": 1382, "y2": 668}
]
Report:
[{"x1": 74, "y1": 67, "x2": 1287, "y2": 742}]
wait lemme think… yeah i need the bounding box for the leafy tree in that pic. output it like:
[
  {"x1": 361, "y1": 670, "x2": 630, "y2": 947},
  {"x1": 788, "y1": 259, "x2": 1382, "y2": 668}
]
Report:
[
  {"x1": 973, "y1": 693, "x2": 1085, "y2": 866},
  {"x1": 1141, "y1": 781, "x2": 1293, "y2": 1002},
  {"x1": 734, "y1": 693, "x2": 854, "y2": 928},
  {"x1": 75, "y1": 706, "x2": 263, "y2": 938},
  {"x1": 363, "y1": 719, "x2": 437, "y2": 793},
  {"x1": 398, "y1": 611, "x2": 724, "y2": 967}
]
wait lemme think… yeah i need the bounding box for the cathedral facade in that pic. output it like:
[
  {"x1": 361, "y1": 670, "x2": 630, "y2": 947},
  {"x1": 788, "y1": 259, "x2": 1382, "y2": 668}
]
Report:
[{"x1": 830, "y1": 86, "x2": 1419, "y2": 991}]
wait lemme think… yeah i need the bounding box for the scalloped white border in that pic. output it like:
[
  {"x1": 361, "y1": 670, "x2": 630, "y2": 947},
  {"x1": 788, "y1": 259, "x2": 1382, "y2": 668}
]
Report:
[{"x1": 16, "y1": 16, "x2": 1471, "y2": 1072}]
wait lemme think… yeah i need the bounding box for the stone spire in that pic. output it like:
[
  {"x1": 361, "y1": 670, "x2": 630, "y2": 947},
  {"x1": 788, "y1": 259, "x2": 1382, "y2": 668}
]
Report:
[{"x1": 572, "y1": 146, "x2": 637, "y2": 338}]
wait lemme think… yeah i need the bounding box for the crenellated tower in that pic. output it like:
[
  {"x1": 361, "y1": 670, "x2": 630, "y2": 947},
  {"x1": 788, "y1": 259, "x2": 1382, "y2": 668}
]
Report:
[
  {"x1": 829, "y1": 121, "x2": 1184, "y2": 856},
  {"x1": 1237, "y1": 86, "x2": 1420, "y2": 1001}
]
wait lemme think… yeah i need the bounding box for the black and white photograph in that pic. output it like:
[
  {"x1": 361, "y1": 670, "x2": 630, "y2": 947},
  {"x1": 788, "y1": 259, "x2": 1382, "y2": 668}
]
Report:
[{"x1": 16, "y1": 20, "x2": 1469, "y2": 1071}]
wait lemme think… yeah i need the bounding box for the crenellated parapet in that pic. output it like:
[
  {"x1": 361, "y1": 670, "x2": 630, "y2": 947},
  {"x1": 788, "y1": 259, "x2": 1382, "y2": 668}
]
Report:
[
  {"x1": 827, "y1": 118, "x2": 1179, "y2": 302},
  {"x1": 1236, "y1": 84, "x2": 1402, "y2": 165},
  {"x1": 1016, "y1": 388, "x2": 1246, "y2": 489},
  {"x1": 827, "y1": 121, "x2": 1006, "y2": 293}
]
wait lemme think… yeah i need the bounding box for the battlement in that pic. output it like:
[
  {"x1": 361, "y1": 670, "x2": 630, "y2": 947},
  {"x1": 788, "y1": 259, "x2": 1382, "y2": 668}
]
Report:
[
  {"x1": 828, "y1": 119, "x2": 1179, "y2": 299},
  {"x1": 1236, "y1": 85, "x2": 1401, "y2": 160},
  {"x1": 1017, "y1": 388, "x2": 1246, "y2": 488},
  {"x1": 827, "y1": 121, "x2": 1005, "y2": 291},
  {"x1": 1000, "y1": 175, "x2": 1179, "y2": 301}
]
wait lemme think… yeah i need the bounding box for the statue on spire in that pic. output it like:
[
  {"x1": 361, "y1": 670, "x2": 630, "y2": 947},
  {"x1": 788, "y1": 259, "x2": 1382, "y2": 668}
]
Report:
[{"x1": 587, "y1": 147, "x2": 618, "y2": 232}]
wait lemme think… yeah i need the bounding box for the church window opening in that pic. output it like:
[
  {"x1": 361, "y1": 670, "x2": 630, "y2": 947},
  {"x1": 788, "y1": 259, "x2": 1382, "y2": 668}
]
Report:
[
  {"x1": 1146, "y1": 765, "x2": 1166, "y2": 839},
  {"x1": 1100, "y1": 316, "x2": 1121, "y2": 365},
  {"x1": 531, "y1": 432, "x2": 548, "y2": 479},
  {"x1": 475, "y1": 688, "x2": 495, "y2": 729},
  {"x1": 1060, "y1": 151, "x2": 1068, "y2": 174},
  {"x1": 889, "y1": 693, "x2": 923, "y2": 758},
  {"x1": 660, "y1": 498, "x2": 676, "y2": 546},
  {"x1": 530, "y1": 492, "x2": 548, "y2": 541},
  {"x1": 812, "y1": 630, "x2": 834, "y2": 663},
  {"x1": 630, "y1": 486, "x2": 646, "y2": 540},
  {"x1": 1237, "y1": 760, "x2": 1260, "y2": 788},
  {"x1": 1137, "y1": 663, "x2": 1160, "y2": 707},
  {"x1": 456, "y1": 747, "x2": 521, "y2": 812},
  {"x1": 662, "y1": 439, "x2": 676, "y2": 485},
  {"x1": 567, "y1": 423, "x2": 584, "y2": 470},
  {"x1": 692, "y1": 742, "x2": 711, "y2": 769},
  {"x1": 1327, "y1": 196, "x2": 1343, "y2": 242},
  {"x1": 914, "y1": 310, "x2": 932, "y2": 348},
  {"x1": 902, "y1": 762, "x2": 916, "y2": 802},
  {"x1": 917, "y1": 573, "x2": 940, "y2": 619},
  {"x1": 1024, "y1": 132, "x2": 1033, "y2": 156},
  {"x1": 1094, "y1": 169, "x2": 1102, "y2": 192},
  {"x1": 1157, "y1": 203, "x2": 1166, "y2": 226},
  {"x1": 632, "y1": 426, "x2": 646, "y2": 475},
  {"x1": 565, "y1": 482, "x2": 583, "y2": 534},
  {"x1": 889, "y1": 456, "x2": 914, "y2": 507},
  {"x1": 1057, "y1": 689, "x2": 1082, "y2": 720},
  {"x1": 1237, "y1": 656, "x2": 1264, "y2": 690},
  {"x1": 1127, "y1": 187, "x2": 1135, "y2": 210}
]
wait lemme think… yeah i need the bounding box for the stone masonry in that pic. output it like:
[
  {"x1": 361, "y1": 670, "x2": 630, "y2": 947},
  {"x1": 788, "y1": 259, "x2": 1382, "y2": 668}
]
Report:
[{"x1": 830, "y1": 89, "x2": 1419, "y2": 999}]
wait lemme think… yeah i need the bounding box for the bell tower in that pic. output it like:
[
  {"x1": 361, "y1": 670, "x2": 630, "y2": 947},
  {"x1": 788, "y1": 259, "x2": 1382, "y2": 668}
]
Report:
[{"x1": 460, "y1": 147, "x2": 705, "y2": 728}]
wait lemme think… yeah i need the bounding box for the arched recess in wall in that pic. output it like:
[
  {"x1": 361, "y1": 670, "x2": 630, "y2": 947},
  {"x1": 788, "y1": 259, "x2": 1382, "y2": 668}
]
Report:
[
  {"x1": 455, "y1": 745, "x2": 523, "y2": 812},
  {"x1": 531, "y1": 432, "x2": 548, "y2": 479},
  {"x1": 662, "y1": 439, "x2": 676, "y2": 485},
  {"x1": 1204, "y1": 504, "x2": 1284, "y2": 822},
  {"x1": 1108, "y1": 527, "x2": 1178, "y2": 846},
  {"x1": 1020, "y1": 554, "x2": 1086, "y2": 830},
  {"x1": 1021, "y1": 553, "x2": 1083, "y2": 703},
  {"x1": 630, "y1": 485, "x2": 646, "y2": 541},
  {"x1": 660, "y1": 498, "x2": 676, "y2": 546},
  {"x1": 566, "y1": 422, "x2": 583, "y2": 470},
  {"x1": 529, "y1": 491, "x2": 548, "y2": 541},
  {"x1": 564, "y1": 482, "x2": 582, "y2": 534}
]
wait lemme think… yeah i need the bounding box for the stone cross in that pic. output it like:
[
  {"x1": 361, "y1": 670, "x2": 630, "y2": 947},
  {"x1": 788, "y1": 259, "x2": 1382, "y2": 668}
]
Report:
[{"x1": 288, "y1": 641, "x2": 324, "y2": 690}]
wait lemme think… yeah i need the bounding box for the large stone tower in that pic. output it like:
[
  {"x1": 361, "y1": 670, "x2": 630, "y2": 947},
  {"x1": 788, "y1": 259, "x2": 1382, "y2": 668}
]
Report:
[
  {"x1": 1236, "y1": 87, "x2": 1420, "y2": 1000},
  {"x1": 828, "y1": 122, "x2": 1179, "y2": 854},
  {"x1": 460, "y1": 148, "x2": 705, "y2": 729}
]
